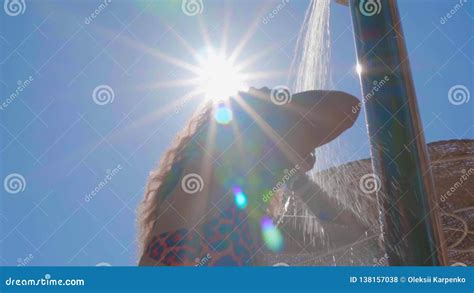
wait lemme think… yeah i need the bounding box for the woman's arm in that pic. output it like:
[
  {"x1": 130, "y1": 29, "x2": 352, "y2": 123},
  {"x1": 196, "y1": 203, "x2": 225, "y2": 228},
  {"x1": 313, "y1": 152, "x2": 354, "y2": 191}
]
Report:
[{"x1": 289, "y1": 174, "x2": 368, "y2": 244}]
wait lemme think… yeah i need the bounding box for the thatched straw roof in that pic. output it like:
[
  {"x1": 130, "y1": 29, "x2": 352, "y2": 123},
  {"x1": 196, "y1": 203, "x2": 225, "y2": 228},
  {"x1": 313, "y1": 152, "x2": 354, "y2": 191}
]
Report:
[{"x1": 263, "y1": 139, "x2": 474, "y2": 266}]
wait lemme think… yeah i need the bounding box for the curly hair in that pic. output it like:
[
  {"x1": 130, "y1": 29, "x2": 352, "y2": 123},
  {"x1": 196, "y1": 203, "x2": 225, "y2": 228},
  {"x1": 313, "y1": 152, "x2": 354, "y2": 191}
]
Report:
[{"x1": 137, "y1": 100, "x2": 213, "y2": 255}]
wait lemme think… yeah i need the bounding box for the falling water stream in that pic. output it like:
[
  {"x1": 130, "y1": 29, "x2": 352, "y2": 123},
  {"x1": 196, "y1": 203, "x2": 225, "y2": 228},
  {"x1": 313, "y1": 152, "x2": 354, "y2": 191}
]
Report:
[
  {"x1": 280, "y1": 0, "x2": 384, "y2": 265},
  {"x1": 291, "y1": 0, "x2": 331, "y2": 92}
]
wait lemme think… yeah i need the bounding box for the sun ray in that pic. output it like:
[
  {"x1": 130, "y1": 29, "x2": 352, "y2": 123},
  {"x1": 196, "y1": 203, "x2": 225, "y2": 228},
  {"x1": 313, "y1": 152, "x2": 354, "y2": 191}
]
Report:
[
  {"x1": 198, "y1": 17, "x2": 214, "y2": 51},
  {"x1": 236, "y1": 45, "x2": 277, "y2": 71},
  {"x1": 240, "y1": 70, "x2": 287, "y2": 81},
  {"x1": 105, "y1": 88, "x2": 204, "y2": 145},
  {"x1": 228, "y1": 3, "x2": 271, "y2": 63},
  {"x1": 107, "y1": 29, "x2": 202, "y2": 74},
  {"x1": 233, "y1": 96, "x2": 305, "y2": 167},
  {"x1": 138, "y1": 77, "x2": 202, "y2": 90},
  {"x1": 89, "y1": 24, "x2": 202, "y2": 75},
  {"x1": 220, "y1": 5, "x2": 233, "y2": 54},
  {"x1": 166, "y1": 24, "x2": 201, "y2": 59}
]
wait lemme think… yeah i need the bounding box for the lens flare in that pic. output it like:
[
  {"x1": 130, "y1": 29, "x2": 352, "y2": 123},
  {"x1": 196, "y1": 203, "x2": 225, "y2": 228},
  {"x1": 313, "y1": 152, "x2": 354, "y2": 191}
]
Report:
[
  {"x1": 261, "y1": 216, "x2": 284, "y2": 252},
  {"x1": 214, "y1": 105, "x2": 233, "y2": 124},
  {"x1": 232, "y1": 187, "x2": 248, "y2": 209}
]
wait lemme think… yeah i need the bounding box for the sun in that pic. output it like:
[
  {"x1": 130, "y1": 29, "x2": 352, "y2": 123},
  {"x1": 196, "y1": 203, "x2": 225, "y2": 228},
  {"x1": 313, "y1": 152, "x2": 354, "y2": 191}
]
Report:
[{"x1": 196, "y1": 51, "x2": 247, "y2": 101}]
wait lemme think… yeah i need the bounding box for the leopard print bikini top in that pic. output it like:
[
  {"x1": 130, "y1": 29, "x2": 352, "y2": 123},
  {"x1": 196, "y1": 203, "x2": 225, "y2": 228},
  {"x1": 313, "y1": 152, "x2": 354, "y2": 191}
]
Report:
[{"x1": 145, "y1": 204, "x2": 258, "y2": 266}]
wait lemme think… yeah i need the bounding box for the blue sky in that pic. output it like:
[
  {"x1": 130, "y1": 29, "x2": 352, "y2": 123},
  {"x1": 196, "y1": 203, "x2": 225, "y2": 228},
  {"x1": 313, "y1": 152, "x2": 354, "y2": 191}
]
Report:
[{"x1": 0, "y1": 0, "x2": 472, "y2": 266}]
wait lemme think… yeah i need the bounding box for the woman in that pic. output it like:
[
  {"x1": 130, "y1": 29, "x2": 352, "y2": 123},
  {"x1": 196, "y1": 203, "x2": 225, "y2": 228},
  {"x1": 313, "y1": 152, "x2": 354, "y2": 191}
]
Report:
[{"x1": 138, "y1": 87, "x2": 361, "y2": 266}]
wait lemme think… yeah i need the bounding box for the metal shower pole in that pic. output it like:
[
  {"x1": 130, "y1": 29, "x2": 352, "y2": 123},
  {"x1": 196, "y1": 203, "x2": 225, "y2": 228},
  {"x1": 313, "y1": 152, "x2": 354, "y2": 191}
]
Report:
[{"x1": 343, "y1": 0, "x2": 448, "y2": 265}]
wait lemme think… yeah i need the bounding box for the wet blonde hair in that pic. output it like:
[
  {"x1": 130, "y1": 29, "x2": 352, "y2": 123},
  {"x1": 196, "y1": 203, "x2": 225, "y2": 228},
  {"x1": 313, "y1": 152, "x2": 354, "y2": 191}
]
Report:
[{"x1": 137, "y1": 100, "x2": 213, "y2": 254}]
